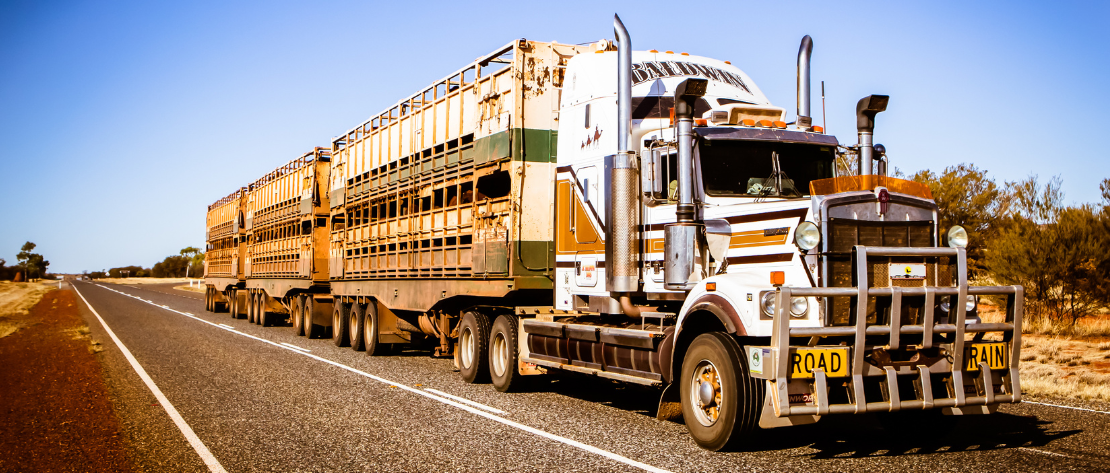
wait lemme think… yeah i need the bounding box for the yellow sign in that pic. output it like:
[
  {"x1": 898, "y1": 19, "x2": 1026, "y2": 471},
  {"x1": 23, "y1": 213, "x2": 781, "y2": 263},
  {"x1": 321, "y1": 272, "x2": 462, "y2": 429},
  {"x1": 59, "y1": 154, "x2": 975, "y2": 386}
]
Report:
[
  {"x1": 789, "y1": 348, "x2": 850, "y2": 378},
  {"x1": 965, "y1": 343, "x2": 1008, "y2": 371}
]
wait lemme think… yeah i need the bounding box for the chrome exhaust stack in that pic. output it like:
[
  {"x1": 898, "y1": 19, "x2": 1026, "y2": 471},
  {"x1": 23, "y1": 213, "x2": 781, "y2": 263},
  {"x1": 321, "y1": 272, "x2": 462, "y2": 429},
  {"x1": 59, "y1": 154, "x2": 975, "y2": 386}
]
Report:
[
  {"x1": 606, "y1": 14, "x2": 640, "y2": 295},
  {"x1": 796, "y1": 35, "x2": 813, "y2": 129},
  {"x1": 855, "y1": 94, "x2": 888, "y2": 175}
]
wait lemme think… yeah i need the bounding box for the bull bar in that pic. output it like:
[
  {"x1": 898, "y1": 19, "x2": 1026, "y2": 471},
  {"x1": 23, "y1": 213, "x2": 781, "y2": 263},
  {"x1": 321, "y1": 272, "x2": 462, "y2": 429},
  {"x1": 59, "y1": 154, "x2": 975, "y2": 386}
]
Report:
[{"x1": 768, "y1": 246, "x2": 1023, "y2": 417}]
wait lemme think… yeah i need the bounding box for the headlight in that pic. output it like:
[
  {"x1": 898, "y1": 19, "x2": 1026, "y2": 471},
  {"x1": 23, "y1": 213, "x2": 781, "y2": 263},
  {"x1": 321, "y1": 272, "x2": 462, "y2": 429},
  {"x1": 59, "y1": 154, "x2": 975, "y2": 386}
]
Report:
[
  {"x1": 760, "y1": 291, "x2": 776, "y2": 316},
  {"x1": 947, "y1": 225, "x2": 969, "y2": 248},
  {"x1": 789, "y1": 296, "x2": 808, "y2": 317},
  {"x1": 795, "y1": 222, "x2": 821, "y2": 251},
  {"x1": 939, "y1": 295, "x2": 977, "y2": 313}
]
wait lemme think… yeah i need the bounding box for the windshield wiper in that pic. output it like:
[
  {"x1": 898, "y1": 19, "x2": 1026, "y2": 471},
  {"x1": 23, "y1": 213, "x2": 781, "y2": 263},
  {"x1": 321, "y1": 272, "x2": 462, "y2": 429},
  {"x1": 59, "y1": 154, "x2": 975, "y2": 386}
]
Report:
[{"x1": 759, "y1": 152, "x2": 802, "y2": 197}]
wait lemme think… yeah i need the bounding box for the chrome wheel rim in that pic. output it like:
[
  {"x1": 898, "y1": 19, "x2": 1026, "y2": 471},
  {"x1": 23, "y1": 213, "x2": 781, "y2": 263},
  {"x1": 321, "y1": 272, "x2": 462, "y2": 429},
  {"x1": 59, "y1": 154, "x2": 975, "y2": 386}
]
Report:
[
  {"x1": 349, "y1": 305, "x2": 359, "y2": 344},
  {"x1": 460, "y1": 327, "x2": 474, "y2": 369},
  {"x1": 690, "y1": 359, "x2": 723, "y2": 427},
  {"x1": 491, "y1": 332, "x2": 508, "y2": 377}
]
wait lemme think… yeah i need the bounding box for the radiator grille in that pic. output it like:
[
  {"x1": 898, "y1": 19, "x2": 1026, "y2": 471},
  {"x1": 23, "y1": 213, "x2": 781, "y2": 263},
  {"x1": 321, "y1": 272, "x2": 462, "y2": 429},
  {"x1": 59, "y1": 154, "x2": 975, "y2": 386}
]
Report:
[{"x1": 825, "y1": 218, "x2": 954, "y2": 326}]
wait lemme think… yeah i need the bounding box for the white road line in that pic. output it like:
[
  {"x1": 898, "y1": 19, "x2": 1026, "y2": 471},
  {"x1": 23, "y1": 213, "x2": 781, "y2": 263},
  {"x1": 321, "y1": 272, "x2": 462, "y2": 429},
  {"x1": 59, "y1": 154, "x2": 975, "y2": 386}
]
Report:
[
  {"x1": 218, "y1": 324, "x2": 234, "y2": 329},
  {"x1": 280, "y1": 342, "x2": 311, "y2": 352},
  {"x1": 88, "y1": 283, "x2": 669, "y2": 473},
  {"x1": 424, "y1": 388, "x2": 507, "y2": 415},
  {"x1": 1019, "y1": 447, "x2": 1073, "y2": 458},
  {"x1": 1023, "y1": 400, "x2": 1110, "y2": 415},
  {"x1": 72, "y1": 284, "x2": 228, "y2": 473}
]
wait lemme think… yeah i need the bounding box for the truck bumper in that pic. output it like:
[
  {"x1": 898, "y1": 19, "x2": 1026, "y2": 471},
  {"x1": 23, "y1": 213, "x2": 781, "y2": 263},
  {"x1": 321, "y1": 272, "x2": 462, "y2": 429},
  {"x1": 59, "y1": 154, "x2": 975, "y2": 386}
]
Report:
[{"x1": 754, "y1": 246, "x2": 1023, "y2": 418}]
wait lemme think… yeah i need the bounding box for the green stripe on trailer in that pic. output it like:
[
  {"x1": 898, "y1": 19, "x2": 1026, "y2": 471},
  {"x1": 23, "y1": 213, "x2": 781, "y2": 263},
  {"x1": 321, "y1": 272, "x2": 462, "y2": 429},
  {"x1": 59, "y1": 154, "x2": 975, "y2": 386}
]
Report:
[{"x1": 475, "y1": 128, "x2": 558, "y2": 164}]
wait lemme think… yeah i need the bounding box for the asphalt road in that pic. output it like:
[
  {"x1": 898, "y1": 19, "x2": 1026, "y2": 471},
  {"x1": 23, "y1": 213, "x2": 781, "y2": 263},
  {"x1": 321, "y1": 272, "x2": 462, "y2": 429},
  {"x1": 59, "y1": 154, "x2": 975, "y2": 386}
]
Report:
[{"x1": 70, "y1": 280, "x2": 1110, "y2": 472}]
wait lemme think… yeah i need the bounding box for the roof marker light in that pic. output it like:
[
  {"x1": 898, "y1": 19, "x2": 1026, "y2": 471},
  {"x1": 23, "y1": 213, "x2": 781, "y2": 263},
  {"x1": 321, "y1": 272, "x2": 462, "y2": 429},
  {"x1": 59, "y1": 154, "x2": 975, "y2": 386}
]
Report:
[
  {"x1": 665, "y1": 50, "x2": 674, "y2": 54},
  {"x1": 757, "y1": 120, "x2": 773, "y2": 127},
  {"x1": 740, "y1": 119, "x2": 755, "y2": 126},
  {"x1": 812, "y1": 126, "x2": 824, "y2": 133},
  {"x1": 773, "y1": 120, "x2": 787, "y2": 128},
  {"x1": 649, "y1": 49, "x2": 658, "y2": 53}
]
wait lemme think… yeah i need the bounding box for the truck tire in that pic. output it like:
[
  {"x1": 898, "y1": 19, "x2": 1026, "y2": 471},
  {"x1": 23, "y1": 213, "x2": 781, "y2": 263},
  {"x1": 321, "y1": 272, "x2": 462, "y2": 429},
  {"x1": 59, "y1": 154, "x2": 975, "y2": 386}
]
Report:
[
  {"x1": 304, "y1": 297, "x2": 323, "y2": 339},
  {"x1": 205, "y1": 287, "x2": 212, "y2": 312},
  {"x1": 259, "y1": 293, "x2": 273, "y2": 327},
  {"x1": 362, "y1": 301, "x2": 389, "y2": 356},
  {"x1": 216, "y1": 290, "x2": 228, "y2": 313},
  {"x1": 490, "y1": 314, "x2": 523, "y2": 392},
  {"x1": 332, "y1": 300, "x2": 350, "y2": 347},
  {"x1": 228, "y1": 290, "x2": 238, "y2": 319},
  {"x1": 349, "y1": 301, "x2": 365, "y2": 351},
  {"x1": 458, "y1": 311, "x2": 491, "y2": 384},
  {"x1": 246, "y1": 291, "x2": 255, "y2": 323},
  {"x1": 292, "y1": 296, "x2": 305, "y2": 336},
  {"x1": 679, "y1": 331, "x2": 763, "y2": 451}
]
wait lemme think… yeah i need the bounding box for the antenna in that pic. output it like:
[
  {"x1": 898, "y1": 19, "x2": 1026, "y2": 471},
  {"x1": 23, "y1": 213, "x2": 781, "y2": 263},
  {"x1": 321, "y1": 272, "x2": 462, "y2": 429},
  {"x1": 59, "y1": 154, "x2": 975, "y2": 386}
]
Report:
[{"x1": 821, "y1": 81, "x2": 827, "y2": 133}]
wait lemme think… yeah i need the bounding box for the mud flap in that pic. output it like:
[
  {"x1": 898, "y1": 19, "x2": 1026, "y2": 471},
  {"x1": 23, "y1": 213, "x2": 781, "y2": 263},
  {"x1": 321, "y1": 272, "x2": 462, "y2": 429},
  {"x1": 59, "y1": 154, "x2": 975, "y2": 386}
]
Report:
[{"x1": 656, "y1": 383, "x2": 683, "y2": 422}]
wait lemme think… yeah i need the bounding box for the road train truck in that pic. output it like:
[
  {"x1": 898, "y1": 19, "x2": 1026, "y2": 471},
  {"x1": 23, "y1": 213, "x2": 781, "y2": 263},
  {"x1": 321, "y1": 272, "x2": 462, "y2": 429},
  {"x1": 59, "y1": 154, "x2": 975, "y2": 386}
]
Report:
[{"x1": 205, "y1": 15, "x2": 1024, "y2": 450}]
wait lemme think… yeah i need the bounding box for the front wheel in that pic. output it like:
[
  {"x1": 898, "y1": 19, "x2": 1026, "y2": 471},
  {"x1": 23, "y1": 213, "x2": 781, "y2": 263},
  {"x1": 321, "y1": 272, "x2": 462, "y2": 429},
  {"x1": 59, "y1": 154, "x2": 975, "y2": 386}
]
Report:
[{"x1": 679, "y1": 332, "x2": 764, "y2": 451}]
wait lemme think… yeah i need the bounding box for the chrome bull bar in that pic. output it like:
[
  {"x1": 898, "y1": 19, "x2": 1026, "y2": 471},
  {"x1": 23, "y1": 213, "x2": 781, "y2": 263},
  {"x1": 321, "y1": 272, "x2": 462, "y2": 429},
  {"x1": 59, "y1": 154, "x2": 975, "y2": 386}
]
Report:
[{"x1": 769, "y1": 246, "x2": 1023, "y2": 417}]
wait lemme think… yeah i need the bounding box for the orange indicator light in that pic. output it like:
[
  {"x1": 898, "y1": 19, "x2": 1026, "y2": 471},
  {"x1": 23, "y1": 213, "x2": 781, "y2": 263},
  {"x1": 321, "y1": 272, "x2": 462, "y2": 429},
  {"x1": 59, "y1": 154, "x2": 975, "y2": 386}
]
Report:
[
  {"x1": 771, "y1": 271, "x2": 785, "y2": 286},
  {"x1": 706, "y1": 282, "x2": 717, "y2": 292}
]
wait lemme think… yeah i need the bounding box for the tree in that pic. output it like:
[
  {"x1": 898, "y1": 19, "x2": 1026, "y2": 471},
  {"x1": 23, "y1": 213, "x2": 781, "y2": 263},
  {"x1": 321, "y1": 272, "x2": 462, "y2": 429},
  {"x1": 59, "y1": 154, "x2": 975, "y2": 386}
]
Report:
[
  {"x1": 16, "y1": 241, "x2": 48, "y2": 281},
  {"x1": 180, "y1": 246, "x2": 204, "y2": 278},
  {"x1": 986, "y1": 176, "x2": 1110, "y2": 327},
  {"x1": 909, "y1": 164, "x2": 1006, "y2": 276}
]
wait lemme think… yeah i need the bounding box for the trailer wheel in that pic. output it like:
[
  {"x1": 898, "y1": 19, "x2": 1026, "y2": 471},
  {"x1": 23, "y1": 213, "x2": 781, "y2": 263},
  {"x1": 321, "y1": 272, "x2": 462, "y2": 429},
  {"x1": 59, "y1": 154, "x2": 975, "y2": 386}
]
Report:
[
  {"x1": 245, "y1": 291, "x2": 253, "y2": 323},
  {"x1": 292, "y1": 296, "x2": 305, "y2": 336},
  {"x1": 680, "y1": 331, "x2": 763, "y2": 451},
  {"x1": 227, "y1": 290, "x2": 236, "y2": 319},
  {"x1": 458, "y1": 311, "x2": 491, "y2": 383},
  {"x1": 259, "y1": 293, "x2": 273, "y2": 327},
  {"x1": 490, "y1": 314, "x2": 523, "y2": 392},
  {"x1": 304, "y1": 297, "x2": 323, "y2": 339},
  {"x1": 362, "y1": 301, "x2": 389, "y2": 356},
  {"x1": 332, "y1": 299, "x2": 350, "y2": 347},
  {"x1": 204, "y1": 287, "x2": 212, "y2": 312},
  {"x1": 349, "y1": 301, "x2": 365, "y2": 351}
]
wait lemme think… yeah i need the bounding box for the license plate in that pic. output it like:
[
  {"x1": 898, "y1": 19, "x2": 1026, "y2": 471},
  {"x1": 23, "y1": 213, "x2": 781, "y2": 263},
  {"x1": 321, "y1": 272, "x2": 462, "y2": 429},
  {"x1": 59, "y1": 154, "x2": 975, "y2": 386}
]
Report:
[
  {"x1": 890, "y1": 263, "x2": 926, "y2": 280},
  {"x1": 965, "y1": 343, "x2": 1008, "y2": 371},
  {"x1": 789, "y1": 348, "x2": 850, "y2": 378}
]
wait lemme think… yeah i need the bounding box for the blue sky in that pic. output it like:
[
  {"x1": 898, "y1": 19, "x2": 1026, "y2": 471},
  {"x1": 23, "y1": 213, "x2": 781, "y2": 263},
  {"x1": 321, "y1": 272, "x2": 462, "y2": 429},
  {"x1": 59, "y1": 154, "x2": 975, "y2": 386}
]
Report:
[{"x1": 2, "y1": 1, "x2": 1107, "y2": 273}]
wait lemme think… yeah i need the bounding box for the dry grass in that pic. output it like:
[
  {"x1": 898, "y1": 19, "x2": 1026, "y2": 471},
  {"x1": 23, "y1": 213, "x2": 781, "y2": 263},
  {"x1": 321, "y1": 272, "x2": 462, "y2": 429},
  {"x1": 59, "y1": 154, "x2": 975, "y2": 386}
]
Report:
[
  {"x1": 979, "y1": 303, "x2": 1110, "y2": 402},
  {"x1": 96, "y1": 277, "x2": 196, "y2": 285},
  {"x1": 1018, "y1": 335, "x2": 1110, "y2": 402},
  {"x1": 174, "y1": 285, "x2": 205, "y2": 294},
  {"x1": 0, "y1": 281, "x2": 57, "y2": 338}
]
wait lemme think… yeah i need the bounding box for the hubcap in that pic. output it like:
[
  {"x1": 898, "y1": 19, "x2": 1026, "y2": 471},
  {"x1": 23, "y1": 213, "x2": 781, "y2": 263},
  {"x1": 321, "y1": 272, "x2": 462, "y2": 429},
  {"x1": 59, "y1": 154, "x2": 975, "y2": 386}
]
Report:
[
  {"x1": 491, "y1": 332, "x2": 508, "y2": 377},
  {"x1": 690, "y1": 359, "x2": 723, "y2": 427}
]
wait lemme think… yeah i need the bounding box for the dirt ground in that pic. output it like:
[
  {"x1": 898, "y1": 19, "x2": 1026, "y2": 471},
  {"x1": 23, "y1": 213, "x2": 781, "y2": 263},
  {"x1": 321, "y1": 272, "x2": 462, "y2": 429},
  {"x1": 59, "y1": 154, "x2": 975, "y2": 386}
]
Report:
[{"x1": 0, "y1": 288, "x2": 132, "y2": 472}]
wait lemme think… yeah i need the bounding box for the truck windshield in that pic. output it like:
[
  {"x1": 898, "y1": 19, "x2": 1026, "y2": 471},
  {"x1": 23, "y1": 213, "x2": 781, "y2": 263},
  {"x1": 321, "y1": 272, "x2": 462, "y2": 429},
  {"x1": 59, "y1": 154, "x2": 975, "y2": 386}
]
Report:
[{"x1": 698, "y1": 140, "x2": 836, "y2": 197}]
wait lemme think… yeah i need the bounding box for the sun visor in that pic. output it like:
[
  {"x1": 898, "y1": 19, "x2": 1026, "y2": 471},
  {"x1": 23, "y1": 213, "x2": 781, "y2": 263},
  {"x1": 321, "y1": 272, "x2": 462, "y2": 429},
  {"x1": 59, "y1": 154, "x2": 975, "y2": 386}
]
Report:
[{"x1": 694, "y1": 127, "x2": 839, "y2": 146}]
